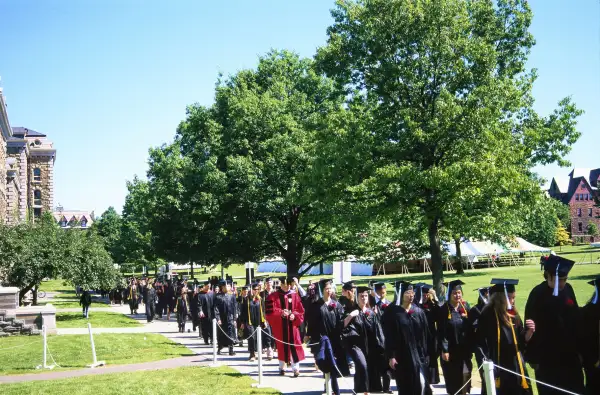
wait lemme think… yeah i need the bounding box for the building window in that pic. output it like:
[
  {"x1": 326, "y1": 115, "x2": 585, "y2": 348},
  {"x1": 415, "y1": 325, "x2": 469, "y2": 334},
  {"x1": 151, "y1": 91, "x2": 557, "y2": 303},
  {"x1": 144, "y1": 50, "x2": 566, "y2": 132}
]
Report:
[
  {"x1": 68, "y1": 216, "x2": 77, "y2": 227},
  {"x1": 33, "y1": 190, "x2": 42, "y2": 207},
  {"x1": 590, "y1": 194, "x2": 594, "y2": 200},
  {"x1": 575, "y1": 194, "x2": 579, "y2": 201},
  {"x1": 33, "y1": 168, "x2": 41, "y2": 182},
  {"x1": 81, "y1": 217, "x2": 87, "y2": 228},
  {"x1": 584, "y1": 194, "x2": 589, "y2": 201},
  {"x1": 589, "y1": 208, "x2": 593, "y2": 217},
  {"x1": 59, "y1": 216, "x2": 67, "y2": 227},
  {"x1": 33, "y1": 208, "x2": 41, "y2": 219},
  {"x1": 577, "y1": 208, "x2": 582, "y2": 217},
  {"x1": 578, "y1": 222, "x2": 583, "y2": 232}
]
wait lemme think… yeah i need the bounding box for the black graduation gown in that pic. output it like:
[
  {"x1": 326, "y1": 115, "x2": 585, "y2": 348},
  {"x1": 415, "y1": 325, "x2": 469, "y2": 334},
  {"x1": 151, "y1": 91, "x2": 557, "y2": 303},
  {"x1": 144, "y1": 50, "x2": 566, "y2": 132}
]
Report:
[
  {"x1": 176, "y1": 295, "x2": 188, "y2": 327},
  {"x1": 468, "y1": 300, "x2": 487, "y2": 393},
  {"x1": 306, "y1": 300, "x2": 350, "y2": 377},
  {"x1": 259, "y1": 290, "x2": 274, "y2": 349},
  {"x1": 213, "y1": 292, "x2": 238, "y2": 347},
  {"x1": 383, "y1": 303, "x2": 432, "y2": 395},
  {"x1": 438, "y1": 301, "x2": 473, "y2": 395},
  {"x1": 420, "y1": 299, "x2": 441, "y2": 384},
  {"x1": 189, "y1": 290, "x2": 199, "y2": 326},
  {"x1": 525, "y1": 282, "x2": 584, "y2": 395},
  {"x1": 197, "y1": 291, "x2": 214, "y2": 342},
  {"x1": 240, "y1": 296, "x2": 263, "y2": 354},
  {"x1": 580, "y1": 302, "x2": 599, "y2": 395},
  {"x1": 477, "y1": 307, "x2": 532, "y2": 395},
  {"x1": 343, "y1": 307, "x2": 384, "y2": 393}
]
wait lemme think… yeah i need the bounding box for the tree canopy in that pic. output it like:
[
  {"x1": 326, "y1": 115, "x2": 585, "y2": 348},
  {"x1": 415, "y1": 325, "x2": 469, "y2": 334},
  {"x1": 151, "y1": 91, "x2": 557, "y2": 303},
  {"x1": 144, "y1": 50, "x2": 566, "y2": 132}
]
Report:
[{"x1": 315, "y1": 0, "x2": 582, "y2": 295}]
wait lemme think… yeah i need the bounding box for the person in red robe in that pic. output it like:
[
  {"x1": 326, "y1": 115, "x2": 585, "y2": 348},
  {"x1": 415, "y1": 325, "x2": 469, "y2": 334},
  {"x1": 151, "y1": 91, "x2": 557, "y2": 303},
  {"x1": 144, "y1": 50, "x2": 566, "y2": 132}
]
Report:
[{"x1": 266, "y1": 276, "x2": 305, "y2": 377}]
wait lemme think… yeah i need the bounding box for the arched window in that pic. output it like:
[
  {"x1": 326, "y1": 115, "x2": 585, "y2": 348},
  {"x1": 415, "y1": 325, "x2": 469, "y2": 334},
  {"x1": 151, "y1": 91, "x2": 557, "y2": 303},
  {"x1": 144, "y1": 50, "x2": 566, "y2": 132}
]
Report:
[
  {"x1": 33, "y1": 190, "x2": 42, "y2": 206},
  {"x1": 33, "y1": 168, "x2": 41, "y2": 182},
  {"x1": 80, "y1": 217, "x2": 88, "y2": 228}
]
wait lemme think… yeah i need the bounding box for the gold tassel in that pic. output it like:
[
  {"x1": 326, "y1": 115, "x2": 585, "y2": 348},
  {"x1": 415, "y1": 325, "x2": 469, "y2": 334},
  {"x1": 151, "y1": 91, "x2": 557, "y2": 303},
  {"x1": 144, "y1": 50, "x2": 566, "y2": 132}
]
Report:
[
  {"x1": 508, "y1": 316, "x2": 529, "y2": 389},
  {"x1": 495, "y1": 312, "x2": 501, "y2": 388}
]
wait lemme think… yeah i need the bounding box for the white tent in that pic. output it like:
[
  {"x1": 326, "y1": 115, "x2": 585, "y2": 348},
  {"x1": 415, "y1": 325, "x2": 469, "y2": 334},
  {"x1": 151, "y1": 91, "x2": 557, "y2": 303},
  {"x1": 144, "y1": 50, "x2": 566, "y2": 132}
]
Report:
[
  {"x1": 508, "y1": 237, "x2": 551, "y2": 253},
  {"x1": 591, "y1": 242, "x2": 600, "y2": 248}
]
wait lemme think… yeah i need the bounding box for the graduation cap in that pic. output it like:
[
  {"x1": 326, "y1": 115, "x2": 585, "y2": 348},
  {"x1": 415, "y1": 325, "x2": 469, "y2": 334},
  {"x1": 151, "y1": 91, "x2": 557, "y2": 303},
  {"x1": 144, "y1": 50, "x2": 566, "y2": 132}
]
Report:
[
  {"x1": 218, "y1": 279, "x2": 227, "y2": 287},
  {"x1": 264, "y1": 277, "x2": 273, "y2": 282},
  {"x1": 251, "y1": 282, "x2": 261, "y2": 290},
  {"x1": 474, "y1": 286, "x2": 491, "y2": 304},
  {"x1": 540, "y1": 255, "x2": 575, "y2": 296},
  {"x1": 356, "y1": 286, "x2": 371, "y2": 294},
  {"x1": 342, "y1": 281, "x2": 356, "y2": 291},
  {"x1": 588, "y1": 276, "x2": 600, "y2": 305},
  {"x1": 241, "y1": 284, "x2": 250, "y2": 291},
  {"x1": 412, "y1": 282, "x2": 428, "y2": 304},
  {"x1": 490, "y1": 279, "x2": 519, "y2": 310},
  {"x1": 393, "y1": 281, "x2": 413, "y2": 306},
  {"x1": 444, "y1": 280, "x2": 465, "y2": 302},
  {"x1": 373, "y1": 282, "x2": 386, "y2": 291},
  {"x1": 203, "y1": 280, "x2": 210, "y2": 286}
]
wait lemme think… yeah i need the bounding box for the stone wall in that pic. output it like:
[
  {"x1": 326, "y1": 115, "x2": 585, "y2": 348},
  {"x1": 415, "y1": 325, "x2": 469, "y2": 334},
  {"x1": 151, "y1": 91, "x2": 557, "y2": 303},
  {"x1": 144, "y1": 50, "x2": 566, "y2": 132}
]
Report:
[
  {"x1": 568, "y1": 180, "x2": 600, "y2": 241},
  {"x1": 28, "y1": 156, "x2": 53, "y2": 214},
  {"x1": 0, "y1": 131, "x2": 6, "y2": 225}
]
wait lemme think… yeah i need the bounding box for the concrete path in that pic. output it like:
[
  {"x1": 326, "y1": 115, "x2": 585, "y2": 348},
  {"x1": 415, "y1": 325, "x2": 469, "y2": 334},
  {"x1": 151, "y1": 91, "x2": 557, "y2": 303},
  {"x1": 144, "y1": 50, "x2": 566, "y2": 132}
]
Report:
[
  {"x1": 0, "y1": 356, "x2": 205, "y2": 384},
  {"x1": 49, "y1": 303, "x2": 482, "y2": 394}
]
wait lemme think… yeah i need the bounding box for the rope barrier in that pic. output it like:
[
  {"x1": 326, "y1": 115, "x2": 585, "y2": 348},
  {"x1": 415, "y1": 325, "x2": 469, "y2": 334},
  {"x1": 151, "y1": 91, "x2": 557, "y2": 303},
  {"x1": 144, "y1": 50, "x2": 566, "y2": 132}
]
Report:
[
  {"x1": 261, "y1": 330, "x2": 321, "y2": 347},
  {"x1": 451, "y1": 362, "x2": 483, "y2": 395},
  {"x1": 492, "y1": 362, "x2": 582, "y2": 395},
  {"x1": 46, "y1": 340, "x2": 62, "y2": 368},
  {"x1": 216, "y1": 323, "x2": 259, "y2": 343}
]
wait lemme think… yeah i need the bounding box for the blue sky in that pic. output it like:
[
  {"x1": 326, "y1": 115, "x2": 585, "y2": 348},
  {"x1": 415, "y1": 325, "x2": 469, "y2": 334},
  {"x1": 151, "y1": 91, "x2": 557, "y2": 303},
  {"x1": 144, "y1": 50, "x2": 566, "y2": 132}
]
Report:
[{"x1": 1, "y1": 0, "x2": 598, "y2": 215}]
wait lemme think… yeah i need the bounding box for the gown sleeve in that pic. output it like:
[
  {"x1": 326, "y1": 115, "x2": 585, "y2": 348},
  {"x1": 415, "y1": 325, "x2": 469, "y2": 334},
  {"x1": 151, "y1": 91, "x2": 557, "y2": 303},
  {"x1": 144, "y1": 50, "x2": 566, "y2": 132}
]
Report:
[
  {"x1": 438, "y1": 304, "x2": 449, "y2": 354},
  {"x1": 291, "y1": 294, "x2": 305, "y2": 327}
]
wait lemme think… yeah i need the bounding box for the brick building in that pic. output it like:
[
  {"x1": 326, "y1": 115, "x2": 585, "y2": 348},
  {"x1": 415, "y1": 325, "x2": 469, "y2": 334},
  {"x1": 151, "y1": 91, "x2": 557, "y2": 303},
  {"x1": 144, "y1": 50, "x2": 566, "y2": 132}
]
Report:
[
  {"x1": 0, "y1": 86, "x2": 56, "y2": 224},
  {"x1": 548, "y1": 168, "x2": 600, "y2": 242}
]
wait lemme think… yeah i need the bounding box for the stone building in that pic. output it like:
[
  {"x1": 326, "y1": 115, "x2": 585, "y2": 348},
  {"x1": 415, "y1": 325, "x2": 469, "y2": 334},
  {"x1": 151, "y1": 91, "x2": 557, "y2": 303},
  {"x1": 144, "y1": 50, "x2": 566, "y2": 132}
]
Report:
[
  {"x1": 52, "y1": 206, "x2": 95, "y2": 229},
  {"x1": 0, "y1": 87, "x2": 56, "y2": 224},
  {"x1": 548, "y1": 168, "x2": 600, "y2": 242}
]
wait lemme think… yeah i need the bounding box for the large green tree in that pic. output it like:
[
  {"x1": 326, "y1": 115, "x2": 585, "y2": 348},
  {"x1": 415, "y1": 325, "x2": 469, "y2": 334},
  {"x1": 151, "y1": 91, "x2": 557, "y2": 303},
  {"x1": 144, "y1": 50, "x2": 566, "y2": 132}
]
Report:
[
  {"x1": 518, "y1": 193, "x2": 570, "y2": 247},
  {"x1": 92, "y1": 207, "x2": 123, "y2": 264},
  {"x1": 316, "y1": 0, "x2": 582, "y2": 295},
  {"x1": 173, "y1": 50, "x2": 367, "y2": 276}
]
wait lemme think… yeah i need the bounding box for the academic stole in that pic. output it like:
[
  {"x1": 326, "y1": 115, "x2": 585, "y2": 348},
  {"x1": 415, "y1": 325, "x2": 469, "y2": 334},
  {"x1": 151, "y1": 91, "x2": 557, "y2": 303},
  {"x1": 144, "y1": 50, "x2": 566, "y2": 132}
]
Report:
[
  {"x1": 494, "y1": 312, "x2": 528, "y2": 389},
  {"x1": 247, "y1": 295, "x2": 265, "y2": 326},
  {"x1": 447, "y1": 301, "x2": 468, "y2": 319}
]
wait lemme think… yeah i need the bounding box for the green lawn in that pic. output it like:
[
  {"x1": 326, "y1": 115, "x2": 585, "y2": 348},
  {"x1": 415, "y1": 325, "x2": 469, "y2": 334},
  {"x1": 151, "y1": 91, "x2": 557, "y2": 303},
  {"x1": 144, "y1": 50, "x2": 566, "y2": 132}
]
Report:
[
  {"x1": 0, "y1": 333, "x2": 193, "y2": 375},
  {"x1": 56, "y1": 312, "x2": 141, "y2": 328},
  {"x1": 0, "y1": 366, "x2": 280, "y2": 395}
]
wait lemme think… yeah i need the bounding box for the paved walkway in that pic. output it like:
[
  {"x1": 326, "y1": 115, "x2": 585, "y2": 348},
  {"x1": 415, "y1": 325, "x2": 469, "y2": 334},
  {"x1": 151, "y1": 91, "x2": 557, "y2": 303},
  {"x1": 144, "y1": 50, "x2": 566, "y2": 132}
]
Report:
[
  {"x1": 21, "y1": 301, "x2": 482, "y2": 394},
  {"x1": 0, "y1": 356, "x2": 204, "y2": 384}
]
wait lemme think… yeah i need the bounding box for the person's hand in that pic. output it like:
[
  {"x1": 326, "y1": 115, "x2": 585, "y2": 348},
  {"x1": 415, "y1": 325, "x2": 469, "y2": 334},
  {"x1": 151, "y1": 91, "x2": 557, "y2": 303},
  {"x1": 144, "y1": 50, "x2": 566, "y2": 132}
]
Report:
[
  {"x1": 525, "y1": 319, "x2": 535, "y2": 332},
  {"x1": 350, "y1": 310, "x2": 360, "y2": 318},
  {"x1": 218, "y1": 320, "x2": 222, "y2": 325},
  {"x1": 442, "y1": 353, "x2": 450, "y2": 361},
  {"x1": 200, "y1": 312, "x2": 205, "y2": 318},
  {"x1": 303, "y1": 336, "x2": 310, "y2": 344},
  {"x1": 240, "y1": 324, "x2": 245, "y2": 330},
  {"x1": 389, "y1": 358, "x2": 397, "y2": 370},
  {"x1": 289, "y1": 313, "x2": 295, "y2": 321},
  {"x1": 293, "y1": 277, "x2": 299, "y2": 285}
]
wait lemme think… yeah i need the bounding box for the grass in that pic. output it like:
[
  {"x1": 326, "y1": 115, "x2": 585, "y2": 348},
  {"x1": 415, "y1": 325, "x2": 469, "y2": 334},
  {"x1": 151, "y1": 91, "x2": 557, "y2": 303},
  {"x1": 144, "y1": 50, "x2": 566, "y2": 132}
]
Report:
[
  {"x1": 0, "y1": 366, "x2": 280, "y2": 395},
  {"x1": 0, "y1": 333, "x2": 193, "y2": 375},
  {"x1": 56, "y1": 312, "x2": 141, "y2": 328}
]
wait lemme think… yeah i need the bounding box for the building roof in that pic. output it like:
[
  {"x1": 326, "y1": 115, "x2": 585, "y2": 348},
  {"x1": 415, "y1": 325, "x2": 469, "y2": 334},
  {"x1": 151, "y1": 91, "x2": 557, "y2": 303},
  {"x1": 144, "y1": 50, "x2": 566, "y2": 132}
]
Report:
[
  {"x1": 52, "y1": 209, "x2": 95, "y2": 227},
  {"x1": 549, "y1": 168, "x2": 600, "y2": 204},
  {"x1": 11, "y1": 127, "x2": 46, "y2": 137}
]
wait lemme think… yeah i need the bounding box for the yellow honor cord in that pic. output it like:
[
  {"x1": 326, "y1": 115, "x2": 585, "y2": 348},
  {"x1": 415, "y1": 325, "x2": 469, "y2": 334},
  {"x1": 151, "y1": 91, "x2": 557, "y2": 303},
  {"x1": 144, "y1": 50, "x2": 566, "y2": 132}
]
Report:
[{"x1": 495, "y1": 311, "x2": 529, "y2": 389}]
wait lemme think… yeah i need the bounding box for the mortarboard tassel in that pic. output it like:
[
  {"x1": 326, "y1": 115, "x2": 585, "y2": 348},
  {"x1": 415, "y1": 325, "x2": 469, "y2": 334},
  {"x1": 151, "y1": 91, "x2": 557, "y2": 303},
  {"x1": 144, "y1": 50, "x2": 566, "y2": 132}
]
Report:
[
  {"x1": 479, "y1": 290, "x2": 488, "y2": 304},
  {"x1": 396, "y1": 283, "x2": 402, "y2": 306},
  {"x1": 504, "y1": 281, "x2": 512, "y2": 310},
  {"x1": 447, "y1": 283, "x2": 451, "y2": 303},
  {"x1": 354, "y1": 287, "x2": 358, "y2": 304},
  {"x1": 318, "y1": 283, "x2": 323, "y2": 299},
  {"x1": 592, "y1": 281, "x2": 598, "y2": 305},
  {"x1": 553, "y1": 264, "x2": 560, "y2": 297}
]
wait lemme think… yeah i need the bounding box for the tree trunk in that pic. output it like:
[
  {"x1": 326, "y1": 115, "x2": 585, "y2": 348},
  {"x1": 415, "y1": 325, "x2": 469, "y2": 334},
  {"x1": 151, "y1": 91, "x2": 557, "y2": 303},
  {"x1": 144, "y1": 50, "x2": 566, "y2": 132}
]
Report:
[
  {"x1": 221, "y1": 263, "x2": 225, "y2": 279},
  {"x1": 428, "y1": 218, "x2": 445, "y2": 300},
  {"x1": 319, "y1": 262, "x2": 324, "y2": 275},
  {"x1": 285, "y1": 208, "x2": 301, "y2": 278},
  {"x1": 33, "y1": 288, "x2": 38, "y2": 306},
  {"x1": 190, "y1": 261, "x2": 194, "y2": 279},
  {"x1": 18, "y1": 281, "x2": 36, "y2": 306},
  {"x1": 455, "y1": 237, "x2": 465, "y2": 275}
]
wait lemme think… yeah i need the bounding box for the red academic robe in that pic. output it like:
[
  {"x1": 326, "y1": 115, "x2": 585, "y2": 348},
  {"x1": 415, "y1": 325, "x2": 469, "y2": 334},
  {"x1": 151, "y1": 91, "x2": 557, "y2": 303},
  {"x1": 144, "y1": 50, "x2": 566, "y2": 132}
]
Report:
[{"x1": 266, "y1": 289, "x2": 305, "y2": 363}]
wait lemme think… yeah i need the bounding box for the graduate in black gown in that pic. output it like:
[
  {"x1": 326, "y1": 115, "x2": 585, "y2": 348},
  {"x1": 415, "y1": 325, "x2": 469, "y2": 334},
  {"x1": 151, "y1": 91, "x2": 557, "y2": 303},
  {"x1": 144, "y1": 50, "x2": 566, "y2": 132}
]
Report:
[
  {"x1": 469, "y1": 286, "x2": 490, "y2": 394},
  {"x1": 240, "y1": 283, "x2": 265, "y2": 361},
  {"x1": 306, "y1": 279, "x2": 350, "y2": 395},
  {"x1": 214, "y1": 279, "x2": 238, "y2": 355},
  {"x1": 580, "y1": 276, "x2": 600, "y2": 395},
  {"x1": 415, "y1": 283, "x2": 441, "y2": 385},
  {"x1": 383, "y1": 281, "x2": 432, "y2": 395},
  {"x1": 369, "y1": 281, "x2": 393, "y2": 392},
  {"x1": 477, "y1": 279, "x2": 535, "y2": 395},
  {"x1": 438, "y1": 279, "x2": 472, "y2": 395},
  {"x1": 525, "y1": 255, "x2": 584, "y2": 395},
  {"x1": 175, "y1": 286, "x2": 189, "y2": 333},
  {"x1": 343, "y1": 285, "x2": 385, "y2": 395},
  {"x1": 197, "y1": 280, "x2": 214, "y2": 344}
]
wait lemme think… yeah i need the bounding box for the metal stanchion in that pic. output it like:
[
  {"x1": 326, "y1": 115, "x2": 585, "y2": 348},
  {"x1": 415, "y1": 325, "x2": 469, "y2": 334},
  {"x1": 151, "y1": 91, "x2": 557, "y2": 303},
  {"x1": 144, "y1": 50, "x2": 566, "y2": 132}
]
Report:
[
  {"x1": 86, "y1": 323, "x2": 105, "y2": 368},
  {"x1": 210, "y1": 318, "x2": 218, "y2": 366},
  {"x1": 252, "y1": 326, "x2": 263, "y2": 388},
  {"x1": 482, "y1": 360, "x2": 497, "y2": 395},
  {"x1": 42, "y1": 324, "x2": 47, "y2": 369},
  {"x1": 325, "y1": 373, "x2": 332, "y2": 395}
]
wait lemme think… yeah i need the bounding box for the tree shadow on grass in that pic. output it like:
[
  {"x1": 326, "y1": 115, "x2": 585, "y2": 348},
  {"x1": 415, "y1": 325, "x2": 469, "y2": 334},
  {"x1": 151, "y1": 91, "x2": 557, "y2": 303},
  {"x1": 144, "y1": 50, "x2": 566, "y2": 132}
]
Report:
[{"x1": 570, "y1": 273, "x2": 600, "y2": 281}]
